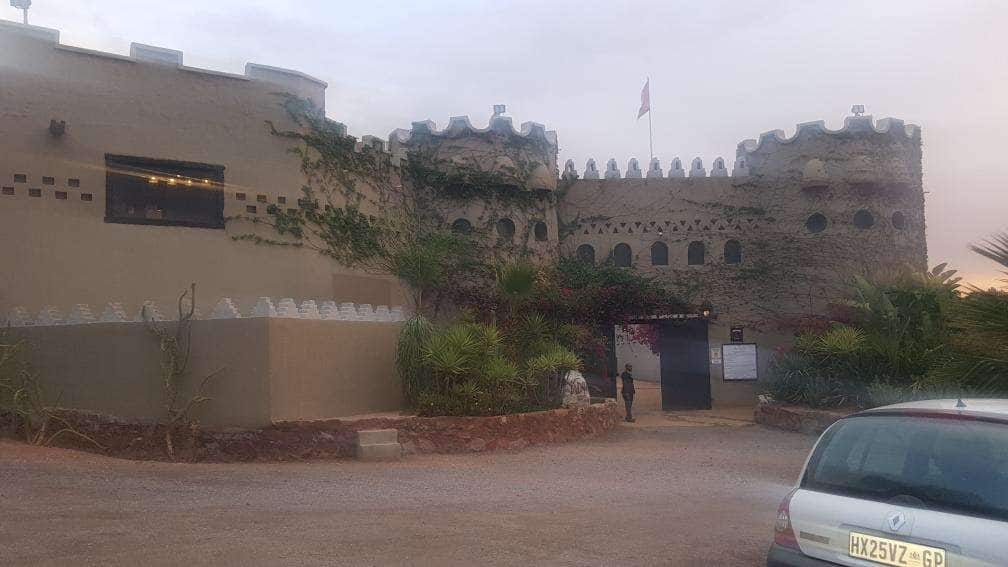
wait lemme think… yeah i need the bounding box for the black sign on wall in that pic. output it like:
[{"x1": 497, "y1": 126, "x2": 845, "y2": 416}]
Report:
[{"x1": 730, "y1": 327, "x2": 744, "y2": 343}]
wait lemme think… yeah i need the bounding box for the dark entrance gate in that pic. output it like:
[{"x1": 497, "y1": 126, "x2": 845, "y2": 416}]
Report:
[{"x1": 658, "y1": 319, "x2": 711, "y2": 410}]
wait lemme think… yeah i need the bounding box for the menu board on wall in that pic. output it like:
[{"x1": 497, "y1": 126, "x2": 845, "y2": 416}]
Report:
[{"x1": 722, "y1": 343, "x2": 758, "y2": 381}]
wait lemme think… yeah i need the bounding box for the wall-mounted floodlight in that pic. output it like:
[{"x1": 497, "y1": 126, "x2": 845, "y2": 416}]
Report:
[
  {"x1": 492, "y1": 104, "x2": 506, "y2": 116},
  {"x1": 851, "y1": 104, "x2": 865, "y2": 117}
]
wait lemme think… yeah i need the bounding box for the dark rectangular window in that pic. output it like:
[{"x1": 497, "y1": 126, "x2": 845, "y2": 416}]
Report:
[
  {"x1": 81, "y1": 193, "x2": 93, "y2": 202},
  {"x1": 277, "y1": 195, "x2": 287, "y2": 204},
  {"x1": 55, "y1": 191, "x2": 68, "y2": 200},
  {"x1": 235, "y1": 192, "x2": 246, "y2": 201},
  {"x1": 1, "y1": 186, "x2": 13, "y2": 195},
  {"x1": 42, "y1": 176, "x2": 55, "y2": 185},
  {"x1": 256, "y1": 194, "x2": 267, "y2": 203},
  {"x1": 68, "y1": 178, "x2": 80, "y2": 187},
  {"x1": 104, "y1": 154, "x2": 225, "y2": 228},
  {"x1": 246, "y1": 205, "x2": 257, "y2": 214},
  {"x1": 14, "y1": 174, "x2": 27, "y2": 183},
  {"x1": 29, "y1": 188, "x2": 41, "y2": 197}
]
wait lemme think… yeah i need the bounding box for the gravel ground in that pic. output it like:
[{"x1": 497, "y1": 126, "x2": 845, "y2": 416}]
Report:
[{"x1": 0, "y1": 423, "x2": 814, "y2": 566}]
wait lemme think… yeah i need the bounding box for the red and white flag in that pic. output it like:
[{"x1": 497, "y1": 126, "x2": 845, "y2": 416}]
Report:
[{"x1": 637, "y1": 79, "x2": 650, "y2": 119}]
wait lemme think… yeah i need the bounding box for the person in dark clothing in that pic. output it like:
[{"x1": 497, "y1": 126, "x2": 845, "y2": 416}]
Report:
[{"x1": 620, "y1": 363, "x2": 635, "y2": 422}]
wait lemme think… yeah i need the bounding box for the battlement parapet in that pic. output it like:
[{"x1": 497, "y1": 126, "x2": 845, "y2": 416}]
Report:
[
  {"x1": 388, "y1": 114, "x2": 558, "y2": 149},
  {"x1": 5, "y1": 299, "x2": 408, "y2": 327},
  {"x1": 737, "y1": 115, "x2": 921, "y2": 156},
  {"x1": 564, "y1": 156, "x2": 747, "y2": 180},
  {"x1": 1, "y1": 19, "x2": 327, "y2": 95}
]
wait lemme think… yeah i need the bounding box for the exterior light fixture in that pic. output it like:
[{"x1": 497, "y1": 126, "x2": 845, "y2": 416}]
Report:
[
  {"x1": 493, "y1": 104, "x2": 506, "y2": 116},
  {"x1": 657, "y1": 226, "x2": 664, "y2": 237},
  {"x1": 851, "y1": 104, "x2": 865, "y2": 117},
  {"x1": 148, "y1": 176, "x2": 158, "y2": 184},
  {"x1": 700, "y1": 302, "x2": 713, "y2": 318}
]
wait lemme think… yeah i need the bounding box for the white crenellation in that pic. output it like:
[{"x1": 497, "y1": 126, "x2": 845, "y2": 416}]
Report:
[
  {"x1": 36, "y1": 306, "x2": 64, "y2": 326},
  {"x1": 390, "y1": 306, "x2": 405, "y2": 321},
  {"x1": 276, "y1": 298, "x2": 300, "y2": 319},
  {"x1": 298, "y1": 300, "x2": 321, "y2": 320},
  {"x1": 319, "y1": 300, "x2": 338, "y2": 320},
  {"x1": 357, "y1": 303, "x2": 375, "y2": 320},
  {"x1": 668, "y1": 157, "x2": 685, "y2": 178},
  {"x1": 710, "y1": 157, "x2": 728, "y2": 177},
  {"x1": 210, "y1": 298, "x2": 242, "y2": 319},
  {"x1": 646, "y1": 158, "x2": 663, "y2": 179},
  {"x1": 732, "y1": 157, "x2": 750, "y2": 177},
  {"x1": 339, "y1": 302, "x2": 360, "y2": 321},
  {"x1": 604, "y1": 158, "x2": 620, "y2": 179},
  {"x1": 689, "y1": 157, "x2": 706, "y2": 178},
  {"x1": 562, "y1": 159, "x2": 577, "y2": 180},
  {"x1": 625, "y1": 158, "x2": 643, "y2": 179},
  {"x1": 374, "y1": 305, "x2": 391, "y2": 321},
  {"x1": 250, "y1": 297, "x2": 277, "y2": 318},
  {"x1": 7, "y1": 307, "x2": 33, "y2": 327},
  {"x1": 99, "y1": 302, "x2": 130, "y2": 323},
  {"x1": 66, "y1": 304, "x2": 96, "y2": 325},
  {"x1": 584, "y1": 158, "x2": 600, "y2": 179},
  {"x1": 137, "y1": 300, "x2": 166, "y2": 322},
  {"x1": 737, "y1": 116, "x2": 920, "y2": 155}
]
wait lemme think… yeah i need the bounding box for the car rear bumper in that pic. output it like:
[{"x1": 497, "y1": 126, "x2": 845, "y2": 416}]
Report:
[{"x1": 767, "y1": 543, "x2": 840, "y2": 566}]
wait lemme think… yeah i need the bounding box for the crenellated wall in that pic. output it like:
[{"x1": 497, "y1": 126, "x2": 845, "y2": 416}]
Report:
[
  {"x1": 559, "y1": 115, "x2": 926, "y2": 327},
  {"x1": 389, "y1": 114, "x2": 562, "y2": 261},
  {"x1": 0, "y1": 20, "x2": 406, "y2": 317}
]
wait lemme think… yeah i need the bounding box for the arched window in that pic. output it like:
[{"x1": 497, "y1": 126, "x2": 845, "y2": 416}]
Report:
[
  {"x1": 724, "y1": 240, "x2": 742, "y2": 264},
  {"x1": 891, "y1": 211, "x2": 907, "y2": 230},
  {"x1": 650, "y1": 241, "x2": 668, "y2": 265},
  {"x1": 613, "y1": 243, "x2": 632, "y2": 267},
  {"x1": 451, "y1": 218, "x2": 472, "y2": 235},
  {"x1": 576, "y1": 244, "x2": 595, "y2": 264},
  {"x1": 853, "y1": 209, "x2": 874, "y2": 229},
  {"x1": 533, "y1": 221, "x2": 548, "y2": 241},
  {"x1": 687, "y1": 241, "x2": 705, "y2": 265},
  {"x1": 496, "y1": 218, "x2": 516, "y2": 239},
  {"x1": 805, "y1": 213, "x2": 827, "y2": 233}
]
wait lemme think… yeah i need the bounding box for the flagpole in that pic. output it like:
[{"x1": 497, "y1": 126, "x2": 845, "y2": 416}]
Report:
[{"x1": 647, "y1": 77, "x2": 654, "y2": 163}]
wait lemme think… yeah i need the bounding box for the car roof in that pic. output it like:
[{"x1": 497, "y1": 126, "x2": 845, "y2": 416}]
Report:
[{"x1": 855, "y1": 398, "x2": 1008, "y2": 422}]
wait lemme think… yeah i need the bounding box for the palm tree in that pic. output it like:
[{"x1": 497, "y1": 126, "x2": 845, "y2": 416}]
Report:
[{"x1": 944, "y1": 231, "x2": 1008, "y2": 387}]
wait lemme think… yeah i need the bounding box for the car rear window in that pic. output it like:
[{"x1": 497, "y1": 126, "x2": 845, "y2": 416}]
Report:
[{"x1": 802, "y1": 414, "x2": 1008, "y2": 521}]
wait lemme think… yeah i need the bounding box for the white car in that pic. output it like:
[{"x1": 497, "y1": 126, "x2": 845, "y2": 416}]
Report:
[{"x1": 768, "y1": 399, "x2": 1008, "y2": 567}]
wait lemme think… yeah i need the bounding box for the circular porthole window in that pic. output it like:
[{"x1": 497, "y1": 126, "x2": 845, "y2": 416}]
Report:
[
  {"x1": 891, "y1": 211, "x2": 907, "y2": 230},
  {"x1": 805, "y1": 213, "x2": 828, "y2": 234},
  {"x1": 451, "y1": 218, "x2": 473, "y2": 235},
  {"x1": 853, "y1": 209, "x2": 875, "y2": 229}
]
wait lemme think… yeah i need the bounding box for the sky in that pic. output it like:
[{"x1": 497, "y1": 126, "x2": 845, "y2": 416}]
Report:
[{"x1": 8, "y1": 0, "x2": 1008, "y2": 287}]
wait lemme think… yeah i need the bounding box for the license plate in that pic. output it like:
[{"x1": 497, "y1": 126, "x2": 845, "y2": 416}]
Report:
[{"x1": 849, "y1": 532, "x2": 946, "y2": 567}]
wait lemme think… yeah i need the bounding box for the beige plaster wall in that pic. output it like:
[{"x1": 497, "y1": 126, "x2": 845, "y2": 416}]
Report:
[
  {"x1": 9, "y1": 318, "x2": 403, "y2": 429},
  {"x1": 267, "y1": 319, "x2": 403, "y2": 421},
  {"x1": 0, "y1": 24, "x2": 406, "y2": 317}
]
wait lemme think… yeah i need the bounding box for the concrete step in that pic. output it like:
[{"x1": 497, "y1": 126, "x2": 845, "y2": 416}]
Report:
[
  {"x1": 356, "y1": 442, "x2": 401, "y2": 461},
  {"x1": 357, "y1": 428, "x2": 398, "y2": 445}
]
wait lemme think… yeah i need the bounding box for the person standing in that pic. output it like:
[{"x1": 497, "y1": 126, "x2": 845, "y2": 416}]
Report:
[{"x1": 620, "y1": 363, "x2": 635, "y2": 422}]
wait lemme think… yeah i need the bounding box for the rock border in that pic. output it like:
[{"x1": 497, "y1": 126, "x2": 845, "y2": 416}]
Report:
[
  {"x1": 2, "y1": 400, "x2": 619, "y2": 462},
  {"x1": 753, "y1": 398, "x2": 852, "y2": 435}
]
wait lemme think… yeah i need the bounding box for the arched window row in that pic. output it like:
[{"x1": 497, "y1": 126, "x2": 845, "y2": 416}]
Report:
[{"x1": 572, "y1": 240, "x2": 743, "y2": 267}]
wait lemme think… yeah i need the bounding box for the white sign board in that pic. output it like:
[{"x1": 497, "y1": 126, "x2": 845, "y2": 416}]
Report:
[{"x1": 722, "y1": 343, "x2": 758, "y2": 381}]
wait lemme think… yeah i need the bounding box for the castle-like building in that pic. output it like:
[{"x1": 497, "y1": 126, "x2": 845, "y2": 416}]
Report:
[{"x1": 0, "y1": 21, "x2": 926, "y2": 408}]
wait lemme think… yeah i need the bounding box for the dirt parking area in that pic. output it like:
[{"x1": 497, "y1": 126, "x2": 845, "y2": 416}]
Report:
[{"x1": 0, "y1": 420, "x2": 814, "y2": 566}]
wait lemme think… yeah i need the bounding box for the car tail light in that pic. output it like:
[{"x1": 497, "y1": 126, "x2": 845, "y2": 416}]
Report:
[{"x1": 774, "y1": 488, "x2": 800, "y2": 550}]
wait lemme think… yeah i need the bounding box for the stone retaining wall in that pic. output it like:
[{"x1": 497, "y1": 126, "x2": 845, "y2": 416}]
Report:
[
  {"x1": 753, "y1": 399, "x2": 853, "y2": 434},
  {"x1": 6, "y1": 400, "x2": 619, "y2": 462}
]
